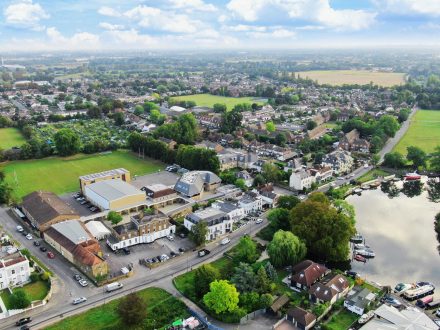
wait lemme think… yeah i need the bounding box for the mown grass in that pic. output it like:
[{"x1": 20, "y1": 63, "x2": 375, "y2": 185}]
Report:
[
  {"x1": 357, "y1": 168, "x2": 391, "y2": 183},
  {"x1": 45, "y1": 287, "x2": 189, "y2": 330},
  {"x1": 1, "y1": 279, "x2": 50, "y2": 309},
  {"x1": 393, "y1": 109, "x2": 440, "y2": 155},
  {"x1": 0, "y1": 150, "x2": 164, "y2": 199},
  {"x1": 324, "y1": 309, "x2": 358, "y2": 330},
  {"x1": 297, "y1": 70, "x2": 406, "y2": 87},
  {"x1": 0, "y1": 128, "x2": 26, "y2": 149},
  {"x1": 171, "y1": 93, "x2": 264, "y2": 110}
]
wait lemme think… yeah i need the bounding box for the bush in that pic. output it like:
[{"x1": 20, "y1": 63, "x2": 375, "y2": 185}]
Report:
[
  {"x1": 213, "y1": 307, "x2": 247, "y2": 323},
  {"x1": 107, "y1": 211, "x2": 123, "y2": 225},
  {"x1": 41, "y1": 272, "x2": 50, "y2": 281},
  {"x1": 29, "y1": 273, "x2": 40, "y2": 283},
  {"x1": 10, "y1": 290, "x2": 31, "y2": 309}
]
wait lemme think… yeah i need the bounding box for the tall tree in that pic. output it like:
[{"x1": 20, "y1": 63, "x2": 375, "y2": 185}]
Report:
[
  {"x1": 267, "y1": 230, "x2": 307, "y2": 268},
  {"x1": 117, "y1": 293, "x2": 147, "y2": 326},
  {"x1": 213, "y1": 103, "x2": 227, "y2": 113},
  {"x1": 256, "y1": 267, "x2": 271, "y2": 294},
  {"x1": 277, "y1": 195, "x2": 301, "y2": 209},
  {"x1": 189, "y1": 221, "x2": 208, "y2": 246},
  {"x1": 194, "y1": 264, "x2": 221, "y2": 299},
  {"x1": 54, "y1": 128, "x2": 80, "y2": 156},
  {"x1": 203, "y1": 280, "x2": 239, "y2": 314},
  {"x1": 406, "y1": 146, "x2": 427, "y2": 169},
  {"x1": 267, "y1": 208, "x2": 290, "y2": 231},
  {"x1": 383, "y1": 152, "x2": 406, "y2": 168},
  {"x1": 231, "y1": 262, "x2": 257, "y2": 292},
  {"x1": 430, "y1": 146, "x2": 440, "y2": 172},
  {"x1": 233, "y1": 236, "x2": 258, "y2": 264},
  {"x1": 290, "y1": 192, "x2": 355, "y2": 262},
  {"x1": 262, "y1": 162, "x2": 280, "y2": 183}
]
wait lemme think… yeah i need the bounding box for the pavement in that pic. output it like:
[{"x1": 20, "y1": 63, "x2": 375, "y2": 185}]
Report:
[{"x1": 0, "y1": 207, "x2": 270, "y2": 330}]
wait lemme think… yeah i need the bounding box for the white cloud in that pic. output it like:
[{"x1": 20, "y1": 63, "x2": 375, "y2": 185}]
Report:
[
  {"x1": 248, "y1": 27, "x2": 296, "y2": 39},
  {"x1": 227, "y1": 24, "x2": 267, "y2": 32},
  {"x1": 105, "y1": 29, "x2": 157, "y2": 47},
  {"x1": 4, "y1": 0, "x2": 49, "y2": 31},
  {"x1": 226, "y1": 0, "x2": 376, "y2": 30},
  {"x1": 168, "y1": 0, "x2": 217, "y2": 12},
  {"x1": 99, "y1": 22, "x2": 125, "y2": 31},
  {"x1": 98, "y1": 6, "x2": 121, "y2": 17},
  {"x1": 378, "y1": 0, "x2": 440, "y2": 16},
  {"x1": 123, "y1": 5, "x2": 203, "y2": 34},
  {"x1": 46, "y1": 27, "x2": 100, "y2": 50}
]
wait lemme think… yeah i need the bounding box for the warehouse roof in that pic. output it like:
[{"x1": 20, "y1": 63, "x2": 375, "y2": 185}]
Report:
[
  {"x1": 85, "y1": 179, "x2": 143, "y2": 201},
  {"x1": 51, "y1": 220, "x2": 92, "y2": 245}
]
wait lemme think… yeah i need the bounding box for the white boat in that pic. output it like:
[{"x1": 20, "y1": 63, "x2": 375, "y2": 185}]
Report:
[
  {"x1": 394, "y1": 283, "x2": 416, "y2": 294},
  {"x1": 354, "y1": 188, "x2": 363, "y2": 194},
  {"x1": 358, "y1": 311, "x2": 374, "y2": 324},
  {"x1": 403, "y1": 284, "x2": 435, "y2": 300}
]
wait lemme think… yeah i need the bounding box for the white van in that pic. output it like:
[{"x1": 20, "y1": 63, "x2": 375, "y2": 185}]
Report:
[{"x1": 221, "y1": 237, "x2": 230, "y2": 245}]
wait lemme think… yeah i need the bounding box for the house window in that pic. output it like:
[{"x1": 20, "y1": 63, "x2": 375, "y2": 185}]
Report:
[{"x1": 11, "y1": 270, "x2": 15, "y2": 275}]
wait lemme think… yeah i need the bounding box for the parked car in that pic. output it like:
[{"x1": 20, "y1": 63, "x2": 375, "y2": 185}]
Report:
[
  {"x1": 47, "y1": 251, "x2": 55, "y2": 259},
  {"x1": 170, "y1": 251, "x2": 177, "y2": 258},
  {"x1": 72, "y1": 297, "x2": 87, "y2": 305},
  {"x1": 80, "y1": 200, "x2": 88, "y2": 205},
  {"x1": 33, "y1": 241, "x2": 41, "y2": 246},
  {"x1": 25, "y1": 234, "x2": 33, "y2": 240},
  {"x1": 20, "y1": 326, "x2": 30, "y2": 330},
  {"x1": 16, "y1": 225, "x2": 24, "y2": 232},
  {"x1": 21, "y1": 231, "x2": 28, "y2": 236},
  {"x1": 345, "y1": 271, "x2": 359, "y2": 279},
  {"x1": 73, "y1": 274, "x2": 82, "y2": 281},
  {"x1": 122, "y1": 247, "x2": 131, "y2": 255},
  {"x1": 40, "y1": 246, "x2": 47, "y2": 252},
  {"x1": 167, "y1": 235, "x2": 174, "y2": 241},
  {"x1": 255, "y1": 218, "x2": 263, "y2": 224},
  {"x1": 221, "y1": 237, "x2": 230, "y2": 245},
  {"x1": 178, "y1": 247, "x2": 186, "y2": 253},
  {"x1": 79, "y1": 279, "x2": 88, "y2": 287},
  {"x1": 16, "y1": 317, "x2": 32, "y2": 326},
  {"x1": 382, "y1": 295, "x2": 402, "y2": 307}
]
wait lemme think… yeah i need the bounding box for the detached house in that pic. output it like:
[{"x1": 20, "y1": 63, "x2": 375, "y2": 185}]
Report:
[
  {"x1": 321, "y1": 150, "x2": 354, "y2": 175},
  {"x1": 344, "y1": 286, "x2": 376, "y2": 315},
  {"x1": 291, "y1": 260, "x2": 329, "y2": 291},
  {"x1": 289, "y1": 169, "x2": 315, "y2": 191},
  {"x1": 309, "y1": 274, "x2": 350, "y2": 305},
  {"x1": 339, "y1": 129, "x2": 370, "y2": 153}
]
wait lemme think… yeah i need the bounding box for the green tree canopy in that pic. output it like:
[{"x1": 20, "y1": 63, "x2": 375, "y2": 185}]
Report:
[
  {"x1": 107, "y1": 211, "x2": 122, "y2": 225},
  {"x1": 290, "y1": 192, "x2": 355, "y2": 262},
  {"x1": 266, "y1": 121, "x2": 276, "y2": 132},
  {"x1": 267, "y1": 230, "x2": 307, "y2": 268},
  {"x1": 406, "y1": 146, "x2": 427, "y2": 169},
  {"x1": 194, "y1": 264, "x2": 221, "y2": 299},
  {"x1": 383, "y1": 152, "x2": 406, "y2": 168},
  {"x1": 213, "y1": 103, "x2": 227, "y2": 113},
  {"x1": 430, "y1": 146, "x2": 440, "y2": 172},
  {"x1": 10, "y1": 290, "x2": 31, "y2": 309},
  {"x1": 233, "y1": 236, "x2": 258, "y2": 264},
  {"x1": 231, "y1": 262, "x2": 257, "y2": 293},
  {"x1": 116, "y1": 293, "x2": 147, "y2": 326},
  {"x1": 267, "y1": 208, "x2": 290, "y2": 231},
  {"x1": 203, "y1": 280, "x2": 240, "y2": 314},
  {"x1": 54, "y1": 128, "x2": 80, "y2": 156},
  {"x1": 277, "y1": 195, "x2": 301, "y2": 209},
  {"x1": 262, "y1": 162, "x2": 280, "y2": 184},
  {"x1": 189, "y1": 221, "x2": 208, "y2": 246}
]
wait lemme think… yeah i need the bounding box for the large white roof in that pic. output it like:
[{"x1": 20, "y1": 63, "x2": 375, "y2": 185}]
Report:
[{"x1": 85, "y1": 179, "x2": 143, "y2": 202}]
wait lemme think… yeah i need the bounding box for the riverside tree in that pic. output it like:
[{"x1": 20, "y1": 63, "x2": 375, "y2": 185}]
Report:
[{"x1": 267, "y1": 230, "x2": 307, "y2": 268}]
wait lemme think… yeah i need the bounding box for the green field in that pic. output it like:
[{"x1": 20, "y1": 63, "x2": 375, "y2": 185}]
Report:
[
  {"x1": 45, "y1": 287, "x2": 189, "y2": 330},
  {"x1": 357, "y1": 168, "x2": 391, "y2": 183},
  {"x1": 0, "y1": 150, "x2": 164, "y2": 198},
  {"x1": 171, "y1": 93, "x2": 265, "y2": 110},
  {"x1": 393, "y1": 110, "x2": 440, "y2": 155},
  {"x1": 297, "y1": 70, "x2": 406, "y2": 87},
  {"x1": 0, "y1": 128, "x2": 26, "y2": 149}
]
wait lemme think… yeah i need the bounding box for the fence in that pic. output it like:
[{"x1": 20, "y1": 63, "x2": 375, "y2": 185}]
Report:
[
  {"x1": 239, "y1": 308, "x2": 266, "y2": 324},
  {"x1": 188, "y1": 308, "x2": 224, "y2": 330}
]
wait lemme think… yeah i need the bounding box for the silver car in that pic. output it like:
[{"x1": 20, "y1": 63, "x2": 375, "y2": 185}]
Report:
[{"x1": 72, "y1": 297, "x2": 87, "y2": 305}]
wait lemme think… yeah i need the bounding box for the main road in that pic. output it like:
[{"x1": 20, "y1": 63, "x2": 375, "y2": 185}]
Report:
[{"x1": 0, "y1": 208, "x2": 268, "y2": 330}]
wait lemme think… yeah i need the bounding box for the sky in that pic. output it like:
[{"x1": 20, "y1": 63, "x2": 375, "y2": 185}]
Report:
[{"x1": 0, "y1": 0, "x2": 440, "y2": 51}]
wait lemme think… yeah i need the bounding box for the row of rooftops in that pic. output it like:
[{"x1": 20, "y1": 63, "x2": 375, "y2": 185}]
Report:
[{"x1": 79, "y1": 168, "x2": 129, "y2": 181}]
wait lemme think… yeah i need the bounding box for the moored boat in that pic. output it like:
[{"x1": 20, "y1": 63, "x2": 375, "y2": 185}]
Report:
[{"x1": 404, "y1": 172, "x2": 422, "y2": 181}]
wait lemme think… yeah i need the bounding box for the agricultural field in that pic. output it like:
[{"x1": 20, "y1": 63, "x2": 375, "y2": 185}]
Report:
[
  {"x1": 297, "y1": 70, "x2": 406, "y2": 87},
  {"x1": 0, "y1": 150, "x2": 164, "y2": 199},
  {"x1": 45, "y1": 287, "x2": 189, "y2": 330},
  {"x1": 171, "y1": 93, "x2": 265, "y2": 110},
  {"x1": 393, "y1": 110, "x2": 440, "y2": 155},
  {"x1": 32, "y1": 119, "x2": 129, "y2": 148},
  {"x1": 0, "y1": 128, "x2": 26, "y2": 149}
]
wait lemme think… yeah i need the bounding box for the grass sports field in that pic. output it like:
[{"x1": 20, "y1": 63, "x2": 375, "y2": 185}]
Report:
[
  {"x1": 45, "y1": 287, "x2": 189, "y2": 330},
  {"x1": 171, "y1": 93, "x2": 265, "y2": 110},
  {"x1": 0, "y1": 128, "x2": 26, "y2": 149},
  {"x1": 0, "y1": 150, "x2": 164, "y2": 198},
  {"x1": 297, "y1": 70, "x2": 406, "y2": 87},
  {"x1": 393, "y1": 110, "x2": 440, "y2": 155}
]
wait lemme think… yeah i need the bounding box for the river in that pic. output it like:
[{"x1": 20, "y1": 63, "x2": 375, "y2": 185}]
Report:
[{"x1": 347, "y1": 188, "x2": 440, "y2": 291}]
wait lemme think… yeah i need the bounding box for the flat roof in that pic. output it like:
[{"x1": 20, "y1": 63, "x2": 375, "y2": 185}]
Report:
[
  {"x1": 80, "y1": 168, "x2": 129, "y2": 181},
  {"x1": 86, "y1": 179, "x2": 143, "y2": 202},
  {"x1": 145, "y1": 183, "x2": 170, "y2": 192},
  {"x1": 52, "y1": 220, "x2": 91, "y2": 245}
]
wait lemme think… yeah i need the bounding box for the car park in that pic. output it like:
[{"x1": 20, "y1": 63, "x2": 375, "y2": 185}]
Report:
[
  {"x1": 40, "y1": 246, "x2": 47, "y2": 252},
  {"x1": 33, "y1": 241, "x2": 41, "y2": 246},
  {"x1": 47, "y1": 251, "x2": 55, "y2": 259},
  {"x1": 16, "y1": 225, "x2": 24, "y2": 232},
  {"x1": 72, "y1": 297, "x2": 87, "y2": 305},
  {"x1": 25, "y1": 234, "x2": 33, "y2": 240},
  {"x1": 79, "y1": 279, "x2": 88, "y2": 287},
  {"x1": 16, "y1": 317, "x2": 32, "y2": 326}
]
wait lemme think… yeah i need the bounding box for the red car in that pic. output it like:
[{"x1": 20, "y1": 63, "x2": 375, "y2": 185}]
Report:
[
  {"x1": 354, "y1": 254, "x2": 366, "y2": 263},
  {"x1": 47, "y1": 252, "x2": 55, "y2": 259}
]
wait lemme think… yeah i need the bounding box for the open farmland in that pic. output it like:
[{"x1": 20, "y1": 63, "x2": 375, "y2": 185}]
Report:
[
  {"x1": 0, "y1": 128, "x2": 26, "y2": 149},
  {"x1": 297, "y1": 70, "x2": 406, "y2": 87},
  {"x1": 393, "y1": 110, "x2": 440, "y2": 155},
  {"x1": 171, "y1": 93, "x2": 265, "y2": 110},
  {"x1": 0, "y1": 150, "x2": 164, "y2": 199}
]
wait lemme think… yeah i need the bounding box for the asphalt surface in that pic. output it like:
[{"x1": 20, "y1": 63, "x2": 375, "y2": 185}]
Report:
[{"x1": 0, "y1": 208, "x2": 269, "y2": 330}]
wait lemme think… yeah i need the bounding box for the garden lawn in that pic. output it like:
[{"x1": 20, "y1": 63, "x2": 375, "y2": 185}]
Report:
[
  {"x1": 0, "y1": 128, "x2": 26, "y2": 149},
  {"x1": 46, "y1": 287, "x2": 188, "y2": 330},
  {"x1": 1, "y1": 279, "x2": 50, "y2": 309},
  {"x1": 0, "y1": 150, "x2": 164, "y2": 199},
  {"x1": 357, "y1": 168, "x2": 391, "y2": 183},
  {"x1": 171, "y1": 93, "x2": 264, "y2": 110},
  {"x1": 393, "y1": 110, "x2": 440, "y2": 155},
  {"x1": 325, "y1": 309, "x2": 358, "y2": 330}
]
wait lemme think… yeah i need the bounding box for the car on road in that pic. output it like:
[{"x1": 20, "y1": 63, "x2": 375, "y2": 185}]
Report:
[
  {"x1": 255, "y1": 218, "x2": 263, "y2": 224},
  {"x1": 25, "y1": 234, "x2": 33, "y2": 240},
  {"x1": 73, "y1": 274, "x2": 82, "y2": 281},
  {"x1": 221, "y1": 237, "x2": 230, "y2": 245},
  {"x1": 122, "y1": 247, "x2": 131, "y2": 255},
  {"x1": 167, "y1": 235, "x2": 174, "y2": 241},
  {"x1": 178, "y1": 247, "x2": 186, "y2": 253},
  {"x1": 72, "y1": 297, "x2": 87, "y2": 305},
  {"x1": 198, "y1": 249, "x2": 210, "y2": 257},
  {"x1": 16, "y1": 225, "x2": 24, "y2": 232},
  {"x1": 33, "y1": 241, "x2": 41, "y2": 246},
  {"x1": 40, "y1": 246, "x2": 47, "y2": 252},
  {"x1": 79, "y1": 279, "x2": 88, "y2": 287},
  {"x1": 20, "y1": 326, "x2": 30, "y2": 330},
  {"x1": 16, "y1": 317, "x2": 32, "y2": 326},
  {"x1": 47, "y1": 251, "x2": 55, "y2": 259}
]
